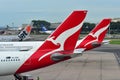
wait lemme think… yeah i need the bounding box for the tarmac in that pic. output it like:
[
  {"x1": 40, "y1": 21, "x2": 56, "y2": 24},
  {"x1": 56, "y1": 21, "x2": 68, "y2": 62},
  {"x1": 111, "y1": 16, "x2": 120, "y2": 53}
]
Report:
[{"x1": 0, "y1": 44, "x2": 120, "y2": 80}]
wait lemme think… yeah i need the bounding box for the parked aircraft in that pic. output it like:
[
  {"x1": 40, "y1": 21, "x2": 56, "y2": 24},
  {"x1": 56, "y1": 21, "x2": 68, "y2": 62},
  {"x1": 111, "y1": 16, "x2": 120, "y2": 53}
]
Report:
[
  {"x1": 39, "y1": 24, "x2": 53, "y2": 34},
  {"x1": 0, "y1": 10, "x2": 87, "y2": 80},
  {"x1": 0, "y1": 24, "x2": 32, "y2": 41},
  {"x1": 76, "y1": 18, "x2": 111, "y2": 51}
]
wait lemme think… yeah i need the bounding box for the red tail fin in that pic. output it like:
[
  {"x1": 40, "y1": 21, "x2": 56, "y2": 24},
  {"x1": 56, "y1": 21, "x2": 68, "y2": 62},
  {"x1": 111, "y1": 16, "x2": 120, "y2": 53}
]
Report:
[
  {"x1": 40, "y1": 10, "x2": 87, "y2": 51},
  {"x1": 76, "y1": 18, "x2": 111, "y2": 50}
]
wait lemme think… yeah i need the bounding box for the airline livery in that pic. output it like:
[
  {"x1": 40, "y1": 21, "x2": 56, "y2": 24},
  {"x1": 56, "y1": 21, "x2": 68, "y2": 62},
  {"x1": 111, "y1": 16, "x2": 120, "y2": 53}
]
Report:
[
  {"x1": 75, "y1": 18, "x2": 111, "y2": 51},
  {"x1": 18, "y1": 24, "x2": 32, "y2": 41},
  {"x1": 0, "y1": 10, "x2": 87, "y2": 80}
]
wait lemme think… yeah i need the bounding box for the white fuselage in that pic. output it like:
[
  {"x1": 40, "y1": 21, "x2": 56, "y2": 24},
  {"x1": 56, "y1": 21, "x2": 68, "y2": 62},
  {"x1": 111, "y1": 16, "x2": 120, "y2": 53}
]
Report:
[{"x1": 0, "y1": 41, "x2": 43, "y2": 75}]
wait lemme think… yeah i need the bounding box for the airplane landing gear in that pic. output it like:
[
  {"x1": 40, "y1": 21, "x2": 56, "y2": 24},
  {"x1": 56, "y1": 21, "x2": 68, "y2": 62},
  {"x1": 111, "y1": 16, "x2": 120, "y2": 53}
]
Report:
[
  {"x1": 14, "y1": 74, "x2": 34, "y2": 80},
  {"x1": 14, "y1": 74, "x2": 22, "y2": 80}
]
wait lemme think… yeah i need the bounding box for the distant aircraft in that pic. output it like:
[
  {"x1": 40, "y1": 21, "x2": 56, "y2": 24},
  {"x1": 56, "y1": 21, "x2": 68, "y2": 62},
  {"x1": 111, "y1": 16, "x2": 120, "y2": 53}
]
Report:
[
  {"x1": 18, "y1": 24, "x2": 32, "y2": 41},
  {"x1": 40, "y1": 24, "x2": 53, "y2": 34},
  {"x1": 0, "y1": 24, "x2": 32, "y2": 41},
  {"x1": 0, "y1": 10, "x2": 87, "y2": 80}
]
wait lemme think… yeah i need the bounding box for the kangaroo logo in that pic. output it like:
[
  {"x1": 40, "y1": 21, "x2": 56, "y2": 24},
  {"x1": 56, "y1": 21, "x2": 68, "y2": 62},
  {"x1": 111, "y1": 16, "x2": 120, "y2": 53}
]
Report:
[
  {"x1": 84, "y1": 25, "x2": 109, "y2": 47},
  {"x1": 89, "y1": 32, "x2": 97, "y2": 39},
  {"x1": 38, "y1": 22, "x2": 84, "y2": 61},
  {"x1": 46, "y1": 36, "x2": 60, "y2": 46}
]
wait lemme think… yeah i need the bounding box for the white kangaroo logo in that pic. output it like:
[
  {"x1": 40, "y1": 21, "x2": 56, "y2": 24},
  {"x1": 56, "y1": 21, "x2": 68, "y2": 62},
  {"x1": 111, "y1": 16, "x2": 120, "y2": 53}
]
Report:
[
  {"x1": 46, "y1": 36, "x2": 59, "y2": 46},
  {"x1": 84, "y1": 24, "x2": 109, "y2": 47},
  {"x1": 38, "y1": 21, "x2": 84, "y2": 61}
]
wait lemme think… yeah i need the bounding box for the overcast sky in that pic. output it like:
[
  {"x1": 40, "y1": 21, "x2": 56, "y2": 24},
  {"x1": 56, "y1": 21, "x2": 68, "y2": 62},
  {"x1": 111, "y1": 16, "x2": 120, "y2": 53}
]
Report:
[{"x1": 0, "y1": 0, "x2": 120, "y2": 27}]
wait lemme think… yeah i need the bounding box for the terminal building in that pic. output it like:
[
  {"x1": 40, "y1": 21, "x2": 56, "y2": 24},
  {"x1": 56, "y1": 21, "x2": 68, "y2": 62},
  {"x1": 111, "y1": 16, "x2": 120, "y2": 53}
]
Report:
[{"x1": 112, "y1": 18, "x2": 120, "y2": 22}]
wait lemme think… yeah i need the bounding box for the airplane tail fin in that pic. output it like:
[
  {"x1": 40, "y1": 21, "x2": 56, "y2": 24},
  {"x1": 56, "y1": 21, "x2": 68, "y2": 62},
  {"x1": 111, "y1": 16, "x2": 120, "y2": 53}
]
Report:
[
  {"x1": 76, "y1": 18, "x2": 111, "y2": 50},
  {"x1": 36, "y1": 10, "x2": 87, "y2": 62},
  {"x1": 18, "y1": 23, "x2": 32, "y2": 41},
  {"x1": 40, "y1": 10, "x2": 87, "y2": 51}
]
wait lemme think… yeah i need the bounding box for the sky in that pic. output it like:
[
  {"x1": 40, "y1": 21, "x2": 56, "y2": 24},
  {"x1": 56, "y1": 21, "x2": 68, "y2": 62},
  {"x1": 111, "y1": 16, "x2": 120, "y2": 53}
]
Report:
[{"x1": 0, "y1": 0, "x2": 120, "y2": 27}]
